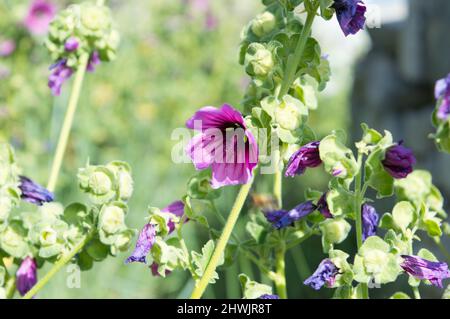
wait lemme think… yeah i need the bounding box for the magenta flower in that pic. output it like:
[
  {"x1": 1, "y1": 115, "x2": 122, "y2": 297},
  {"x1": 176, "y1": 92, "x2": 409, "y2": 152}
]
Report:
[
  {"x1": 332, "y1": 0, "x2": 366, "y2": 36},
  {"x1": 382, "y1": 142, "x2": 416, "y2": 179},
  {"x1": 285, "y1": 141, "x2": 322, "y2": 177},
  {"x1": 304, "y1": 259, "x2": 339, "y2": 290},
  {"x1": 362, "y1": 204, "x2": 378, "y2": 241},
  {"x1": 186, "y1": 104, "x2": 258, "y2": 189},
  {"x1": 23, "y1": 0, "x2": 56, "y2": 36},
  {"x1": 435, "y1": 74, "x2": 450, "y2": 120},
  {"x1": 0, "y1": 40, "x2": 16, "y2": 57},
  {"x1": 16, "y1": 257, "x2": 38, "y2": 296},
  {"x1": 19, "y1": 176, "x2": 54, "y2": 206},
  {"x1": 161, "y1": 200, "x2": 186, "y2": 234},
  {"x1": 125, "y1": 224, "x2": 156, "y2": 264},
  {"x1": 401, "y1": 255, "x2": 450, "y2": 288},
  {"x1": 48, "y1": 60, "x2": 73, "y2": 96}
]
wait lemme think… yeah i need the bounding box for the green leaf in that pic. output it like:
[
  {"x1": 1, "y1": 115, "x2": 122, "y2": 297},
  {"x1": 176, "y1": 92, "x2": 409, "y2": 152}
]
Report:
[
  {"x1": 86, "y1": 238, "x2": 110, "y2": 261},
  {"x1": 394, "y1": 170, "x2": 432, "y2": 206},
  {"x1": 365, "y1": 148, "x2": 394, "y2": 198},
  {"x1": 246, "y1": 221, "x2": 267, "y2": 244},
  {"x1": 326, "y1": 185, "x2": 354, "y2": 217},
  {"x1": 191, "y1": 240, "x2": 224, "y2": 283},
  {"x1": 239, "y1": 273, "x2": 273, "y2": 299},
  {"x1": 64, "y1": 203, "x2": 89, "y2": 226}
]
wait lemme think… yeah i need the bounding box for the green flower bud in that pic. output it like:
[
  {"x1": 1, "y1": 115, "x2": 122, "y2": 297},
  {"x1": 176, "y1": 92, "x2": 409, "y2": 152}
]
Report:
[
  {"x1": 187, "y1": 171, "x2": 221, "y2": 200},
  {"x1": 89, "y1": 171, "x2": 112, "y2": 195},
  {"x1": 78, "y1": 165, "x2": 116, "y2": 204},
  {"x1": 106, "y1": 161, "x2": 134, "y2": 201},
  {"x1": 245, "y1": 43, "x2": 274, "y2": 77},
  {"x1": 251, "y1": 12, "x2": 276, "y2": 37},
  {"x1": 98, "y1": 203, "x2": 126, "y2": 235},
  {"x1": 320, "y1": 218, "x2": 351, "y2": 247},
  {"x1": 39, "y1": 226, "x2": 58, "y2": 246},
  {"x1": 274, "y1": 95, "x2": 308, "y2": 131},
  {"x1": 80, "y1": 3, "x2": 111, "y2": 32},
  {"x1": 111, "y1": 229, "x2": 135, "y2": 255}
]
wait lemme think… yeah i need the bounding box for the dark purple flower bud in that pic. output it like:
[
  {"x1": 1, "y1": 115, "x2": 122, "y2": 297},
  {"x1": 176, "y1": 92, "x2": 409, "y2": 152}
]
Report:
[
  {"x1": 401, "y1": 255, "x2": 450, "y2": 288},
  {"x1": 332, "y1": 0, "x2": 366, "y2": 36},
  {"x1": 304, "y1": 259, "x2": 339, "y2": 290},
  {"x1": 19, "y1": 175, "x2": 54, "y2": 206},
  {"x1": 285, "y1": 141, "x2": 322, "y2": 177},
  {"x1": 259, "y1": 294, "x2": 280, "y2": 299},
  {"x1": 48, "y1": 59, "x2": 73, "y2": 96},
  {"x1": 317, "y1": 192, "x2": 333, "y2": 219},
  {"x1": 362, "y1": 204, "x2": 378, "y2": 241},
  {"x1": 150, "y1": 262, "x2": 172, "y2": 277},
  {"x1": 161, "y1": 200, "x2": 186, "y2": 234},
  {"x1": 86, "y1": 51, "x2": 101, "y2": 72},
  {"x1": 64, "y1": 37, "x2": 79, "y2": 52},
  {"x1": 435, "y1": 74, "x2": 450, "y2": 120},
  {"x1": 265, "y1": 201, "x2": 316, "y2": 229},
  {"x1": 125, "y1": 224, "x2": 156, "y2": 264},
  {"x1": 382, "y1": 142, "x2": 416, "y2": 179},
  {"x1": 16, "y1": 257, "x2": 38, "y2": 297}
]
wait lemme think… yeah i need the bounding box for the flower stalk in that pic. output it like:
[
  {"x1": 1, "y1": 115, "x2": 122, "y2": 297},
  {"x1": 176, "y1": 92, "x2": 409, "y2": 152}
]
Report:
[
  {"x1": 190, "y1": 179, "x2": 254, "y2": 299},
  {"x1": 274, "y1": 241, "x2": 287, "y2": 299},
  {"x1": 47, "y1": 53, "x2": 89, "y2": 192}
]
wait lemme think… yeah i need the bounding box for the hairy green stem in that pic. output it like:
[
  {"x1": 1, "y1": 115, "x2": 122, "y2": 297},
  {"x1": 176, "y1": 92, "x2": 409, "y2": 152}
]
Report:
[
  {"x1": 412, "y1": 286, "x2": 421, "y2": 299},
  {"x1": 278, "y1": 4, "x2": 318, "y2": 99},
  {"x1": 274, "y1": 242, "x2": 287, "y2": 299},
  {"x1": 47, "y1": 54, "x2": 89, "y2": 192},
  {"x1": 273, "y1": 149, "x2": 283, "y2": 209},
  {"x1": 190, "y1": 179, "x2": 254, "y2": 299},
  {"x1": 23, "y1": 231, "x2": 94, "y2": 299},
  {"x1": 354, "y1": 152, "x2": 369, "y2": 299}
]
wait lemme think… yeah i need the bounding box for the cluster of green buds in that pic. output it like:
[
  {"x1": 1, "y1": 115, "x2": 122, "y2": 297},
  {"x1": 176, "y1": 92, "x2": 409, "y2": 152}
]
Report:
[
  {"x1": 75, "y1": 161, "x2": 135, "y2": 269},
  {"x1": 45, "y1": 1, "x2": 120, "y2": 68},
  {"x1": 239, "y1": 0, "x2": 331, "y2": 162},
  {"x1": 0, "y1": 144, "x2": 21, "y2": 227}
]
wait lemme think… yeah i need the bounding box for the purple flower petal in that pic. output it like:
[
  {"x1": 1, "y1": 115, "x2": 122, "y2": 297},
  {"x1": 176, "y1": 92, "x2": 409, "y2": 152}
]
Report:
[
  {"x1": 19, "y1": 175, "x2": 54, "y2": 206},
  {"x1": 125, "y1": 224, "x2": 156, "y2": 264},
  {"x1": 304, "y1": 259, "x2": 339, "y2": 290},
  {"x1": 435, "y1": 74, "x2": 450, "y2": 120},
  {"x1": 16, "y1": 257, "x2": 38, "y2": 297},
  {"x1": 382, "y1": 142, "x2": 416, "y2": 179},
  {"x1": 333, "y1": 0, "x2": 366, "y2": 36},
  {"x1": 64, "y1": 37, "x2": 79, "y2": 52},
  {"x1": 23, "y1": 0, "x2": 56, "y2": 35},
  {"x1": 86, "y1": 51, "x2": 101, "y2": 72},
  {"x1": 259, "y1": 294, "x2": 280, "y2": 299},
  {"x1": 362, "y1": 204, "x2": 378, "y2": 241},
  {"x1": 150, "y1": 262, "x2": 172, "y2": 277},
  {"x1": 161, "y1": 200, "x2": 186, "y2": 234},
  {"x1": 265, "y1": 201, "x2": 316, "y2": 229},
  {"x1": 48, "y1": 59, "x2": 73, "y2": 96},
  {"x1": 401, "y1": 255, "x2": 450, "y2": 288},
  {"x1": 317, "y1": 192, "x2": 333, "y2": 219},
  {"x1": 186, "y1": 104, "x2": 258, "y2": 189},
  {"x1": 285, "y1": 141, "x2": 322, "y2": 177}
]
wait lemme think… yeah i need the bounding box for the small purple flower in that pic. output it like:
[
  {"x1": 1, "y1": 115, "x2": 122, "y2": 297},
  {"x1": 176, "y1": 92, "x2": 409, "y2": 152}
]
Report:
[
  {"x1": 401, "y1": 255, "x2": 450, "y2": 288},
  {"x1": 259, "y1": 294, "x2": 280, "y2": 299},
  {"x1": 362, "y1": 204, "x2": 378, "y2": 241},
  {"x1": 186, "y1": 104, "x2": 258, "y2": 189},
  {"x1": 317, "y1": 192, "x2": 333, "y2": 219},
  {"x1": 150, "y1": 262, "x2": 172, "y2": 277},
  {"x1": 304, "y1": 259, "x2": 339, "y2": 290},
  {"x1": 161, "y1": 200, "x2": 186, "y2": 234},
  {"x1": 16, "y1": 257, "x2": 38, "y2": 297},
  {"x1": 87, "y1": 51, "x2": 101, "y2": 73},
  {"x1": 435, "y1": 74, "x2": 450, "y2": 121},
  {"x1": 266, "y1": 201, "x2": 316, "y2": 229},
  {"x1": 285, "y1": 141, "x2": 322, "y2": 177},
  {"x1": 48, "y1": 59, "x2": 73, "y2": 96},
  {"x1": 64, "y1": 37, "x2": 79, "y2": 52},
  {"x1": 332, "y1": 0, "x2": 366, "y2": 36},
  {"x1": 125, "y1": 224, "x2": 156, "y2": 264},
  {"x1": 23, "y1": 0, "x2": 56, "y2": 36},
  {"x1": 382, "y1": 142, "x2": 416, "y2": 179},
  {"x1": 19, "y1": 175, "x2": 54, "y2": 206},
  {"x1": 0, "y1": 40, "x2": 16, "y2": 57}
]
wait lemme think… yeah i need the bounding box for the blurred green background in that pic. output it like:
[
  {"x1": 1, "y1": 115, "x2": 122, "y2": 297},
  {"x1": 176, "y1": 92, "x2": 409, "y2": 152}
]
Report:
[{"x1": 3, "y1": 0, "x2": 436, "y2": 299}]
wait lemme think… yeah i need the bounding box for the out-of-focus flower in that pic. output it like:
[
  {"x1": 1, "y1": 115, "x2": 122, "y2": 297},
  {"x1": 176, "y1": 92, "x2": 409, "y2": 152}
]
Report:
[
  {"x1": 265, "y1": 201, "x2": 316, "y2": 229},
  {"x1": 332, "y1": 0, "x2": 366, "y2": 36},
  {"x1": 161, "y1": 200, "x2": 186, "y2": 234},
  {"x1": 401, "y1": 255, "x2": 450, "y2": 288},
  {"x1": 362, "y1": 204, "x2": 378, "y2": 241},
  {"x1": 259, "y1": 294, "x2": 280, "y2": 299},
  {"x1": 16, "y1": 257, "x2": 37, "y2": 296},
  {"x1": 125, "y1": 224, "x2": 156, "y2": 264},
  {"x1": 285, "y1": 141, "x2": 322, "y2": 177},
  {"x1": 48, "y1": 60, "x2": 73, "y2": 96},
  {"x1": 304, "y1": 259, "x2": 339, "y2": 290},
  {"x1": 382, "y1": 142, "x2": 416, "y2": 179},
  {"x1": 23, "y1": 0, "x2": 56, "y2": 35},
  {"x1": 19, "y1": 175, "x2": 54, "y2": 206},
  {"x1": 435, "y1": 74, "x2": 450, "y2": 120},
  {"x1": 186, "y1": 104, "x2": 258, "y2": 189},
  {"x1": 251, "y1": 12, "x2": 276, "y2": 37},
  {"x1": 0, "y1": 40, "x2": 16, "y2": 57},
  {"x1": 64, "y1": 37, "x2": 79, "y2": 52},
  {"x1": 87, "y1": 51, "x2": 101, "y2": 72},
  {"x1": 317, "y1": 192, "x2": 333, "y2": 219}
]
